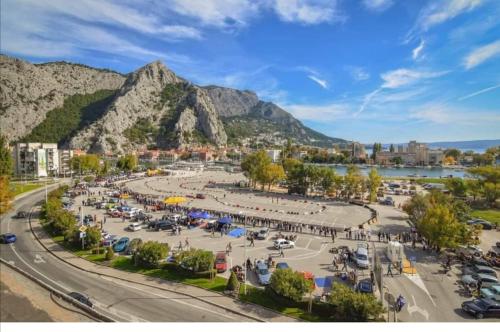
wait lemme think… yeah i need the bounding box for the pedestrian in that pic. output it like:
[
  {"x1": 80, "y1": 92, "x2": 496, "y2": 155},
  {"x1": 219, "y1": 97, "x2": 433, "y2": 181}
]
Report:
[
  {"x1": 370, "y1": 270, "x2": 375, "y2": 285},
  {"x1": 399, "y1": 261, "x2": 403, "y2": 275},
  {"x1": 184, "y1": 237, "x2": 189, "y2": 249},
  {"x1": 331, "y1": 233, "x2": 335, "y2": 244},
  {"x1": 386, "y1": 263, "x2": 394, "y2": 277},
  {"x1": 279, "y1": 247, "x2": 284, "y2": 258},
  {"x1": 178, "y1": 241, "x2": 183, "y2": 251},
  {"x1": 250, "y1": 237, "x2": 255, "y2": 247}
]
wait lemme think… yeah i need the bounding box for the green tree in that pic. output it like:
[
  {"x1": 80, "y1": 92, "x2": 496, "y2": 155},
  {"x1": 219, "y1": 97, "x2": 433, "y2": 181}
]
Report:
[
  {"x1": 391, "y1": 156, "x2": 403, "y2": 165},
  {"x1": 467, "y1": 166, "x2": 500, "y2": 206},
  {"x1": 328, "y1": 283, "x2": 384, "y2": 322},
  {"x1": 318, "y1": 167, "x2": 337, "y2": 195},
  {"x1": 371, "y1": 142, "x2": 382, "y2": 161},
  {"x1": 105, "y1": 246, "x2": 115, "y2": 261},
  {"x1": 261, "y1": 163, "x2": 286, "y2": 191},
  {"x1": 0, "y1": 136, "x2": 14, "y2": 215},
  {"x1": 177, "y1": 248, "x2": 215, "y2": 272},
  {"x1": 85, "y1": 226, "x2": 102, "y2": 248},
  {"x1": 389, "y1": 144, "x2": 395, "y2": 153},
  {"x1": 226, "y1": 271, "x2": 240, "y2": 292},
  {"x1": 344, "y1": 165, "x2": 363, "y2": 199},
  {"x1": 241, "y1": 150, "x2": 271, "y2": 189},
  {"x1": 116, "y1": 154, "x2": 138, "y2": 172},
  {"x1": 270, "y1": 268, "x2": 312, "y2": 302},
  {"x1": 446, "y1": 178, "x2": 468, "y2": 197},
  {"x1": 367, "y1": 168, "x2": 382, "y2": 202},
  {"x1": 419, "y1": 204, "x2": 463, "y2": 250},
  {"x1": 0, "y1": 176, "x2": 14, "y2": 215},
  {"x1": 445, "y1": 148, "x2": 461, "y2": 160},
  {"x1": 0, "y1": 135, "x2": 13, "y2": 176},
  {"x1": 71, "y1": 154, "x2": 101, "y2": 175},
  {"x1": 282, "y1": 158, "x2": 302, "y2": 178},
  {"x1": 136, "y1": 241, "x2": 169, "y2": 268},
  {"x1": 99, "y1": 160, "x2": 111, "y2": 176}
]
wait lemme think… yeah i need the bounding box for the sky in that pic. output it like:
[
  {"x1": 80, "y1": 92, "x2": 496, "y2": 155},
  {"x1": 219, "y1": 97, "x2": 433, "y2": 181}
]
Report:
[{"x1": 1, "y1": 0, "x2": 500, "y2": 144}]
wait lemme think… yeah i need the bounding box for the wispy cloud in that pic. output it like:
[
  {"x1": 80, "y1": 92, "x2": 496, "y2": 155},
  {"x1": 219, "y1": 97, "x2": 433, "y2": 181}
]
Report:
[
  {"x1": 308, "y1": 75, "x2": 329, "y2": 89},
  {"x1": 284, "y1": 102, "x2": 351, "y2": 121},
  {"x1": 463, "y1": 40, "x2": 500, "y2": 69},
  {"x1": 412, "y1": 39, "x2": 425, "y2": 61},
  {"x1": 272, "y1": 0, "x2": 346, "y2": 25},
  {"x1": 346, "y1": 66, "x2": 370, "y2": 81},
  {"x1": 362, "y1": 0, "x2": 394, "y2": 12},
  {"x1": 458, "y1": 84, "x2": 500, "y2": 101},
  {"x1": 406, "y1": 0, "x2": 483, "y2": 42},
  {"x1": 381, "y1": 68, "x2": 448, "y2": 88},
  {"x1": 409, "y1": 102, "x2": 500, "y2": 124}
]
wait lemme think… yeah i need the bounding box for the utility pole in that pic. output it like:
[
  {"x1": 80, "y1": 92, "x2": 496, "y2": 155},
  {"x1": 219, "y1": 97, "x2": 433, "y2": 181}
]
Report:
[{"x1": 243, "y1": 216, "x2": 247, "y2": 295}]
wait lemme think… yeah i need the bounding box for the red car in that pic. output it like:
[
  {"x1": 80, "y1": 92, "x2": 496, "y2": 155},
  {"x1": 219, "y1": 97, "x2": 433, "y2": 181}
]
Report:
[
  {"x1": 196, "y1": 193, "x2": 206, "y2": 199},
  {"x1": 215, "y1": 252, "x2": 227, "y2": 273}
]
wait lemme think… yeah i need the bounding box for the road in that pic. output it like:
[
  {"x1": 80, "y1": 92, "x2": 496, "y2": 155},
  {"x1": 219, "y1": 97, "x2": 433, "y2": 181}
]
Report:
[{"x1": 0, "y1": 186, "x2": 254, "y2": 322}]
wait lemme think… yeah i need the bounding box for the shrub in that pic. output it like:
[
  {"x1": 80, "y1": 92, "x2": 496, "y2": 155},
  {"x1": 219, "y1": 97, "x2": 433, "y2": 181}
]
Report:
[
  {"x1": 328, "y1": 283, "x2": 384, "y2": 322},
  {"x1": 85, "y1": 226, "x2": 101, "y2": 248},
  {"x1": 128, "y1": 238, "x2": 143, "y2": 254},
  {"x1": 105, "y1": 247, "x2": 115, "y2": 261},
  {"x1": 226, "y1": 271, "x2": 240, "y2": 292},
  {"x1": 136, "y1": 241, "x2": 169, "y2": 268},
  {"x1": 91, "y1": 248, "x2": 106, "y2": 254},
  {"x1": 270, "y1": 268, "x2": 312, "y2": 302},
  {"x1": 177, "y1": 248, "x2": 214, "y2": 273}
]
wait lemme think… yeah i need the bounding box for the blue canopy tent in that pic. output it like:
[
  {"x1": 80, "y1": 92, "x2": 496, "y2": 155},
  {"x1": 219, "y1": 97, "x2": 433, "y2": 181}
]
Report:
[
  {"x1": 228, "y1": 227, "x2": 245, "y2": 238},
  {"x1": 199, "y1": 211, "x2": 212, "y2": 219},
  {"x1": 188, "y1": 211, "x2": 202, "y2": 219},
  {"x1": 218, "y1": 216, "x2": 232, "y2": 225}
]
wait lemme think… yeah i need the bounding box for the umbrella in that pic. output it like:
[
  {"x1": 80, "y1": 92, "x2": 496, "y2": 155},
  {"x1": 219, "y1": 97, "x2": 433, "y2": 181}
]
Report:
[
  {"x1": 164, "y1": 196, "x2": 187, "y2": 204},
  {"x1": 228, "y1": 227, "x2": 245, "y2": 238},
  {"x1": 218, "y1": 216, "x2": 232, "y2": 225}
]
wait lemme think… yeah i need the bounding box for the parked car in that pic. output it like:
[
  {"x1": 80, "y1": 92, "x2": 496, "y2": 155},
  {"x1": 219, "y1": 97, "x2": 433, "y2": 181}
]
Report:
[
  {"x1": 68, "y1": 292, "x2": 93, "y2": 308},
  {"x1": 107, "y1": 208, "x2": 121, "y2": 218},
  {"x1": 15, "y1": 211, "x2": 28, "y2": 219},
  {"x1": 463, "y1": 264, "x2": 498, "y2": 277},
  {"x1": 357, "y1": 279, "x2": 373, "y2": 293},
  {"x1": 480, "y1": 284, "x2": 500, "y2": 302},
  {"x1": 462, "y1": 273, "x2": 499, "y2": 288},
  {"x1": 274, "y1": 239, "x2": 295, "y2": 249},
  {"x1": 155, "y1": 221, "x2": 176, "y2": 231},
  {"x1": 196, "y1": 193, "x2": 206, "y2": 199},
  {"x1": 127, "y1": 222, "x2": 142, "y2": 232},
  {"x1": 215, "y1": 252, "x2": 228, "y2": 273},
  {"x1": 0, "y1": 233, "x2": 17, "y2": 244},
  {"x1": 113, "y1": 237, "x2": 130, "y2": 253},
  {"x1": 101, "y1": 235, "x2": 118, "y2": 247},
  {"x1": 497, "y1": 242, "x2": 500, "y2": 248},
  {"x1": 275, "y1": 262, "x2": 290, "y2": 270},
  {"x1": 255, "y1": 260, "x2": 272, "y2": 285},
  {"x1": 461, "y1": 298, "x2": 500, "y2": 319},
  {"x1": 256, "y1": 228, "x2": 269, "y2": 240},
  {"x1": 133, "y1": 212, "x2": 153, "y2": 222},
  {"x1": 355, "y1": 247, "x2": 370, "y2": 269}
]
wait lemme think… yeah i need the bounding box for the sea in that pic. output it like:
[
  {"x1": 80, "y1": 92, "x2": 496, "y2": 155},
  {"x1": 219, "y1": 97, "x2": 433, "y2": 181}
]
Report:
[{"x1": 326, "y1": 164, "x2": 467, "y2": 179}]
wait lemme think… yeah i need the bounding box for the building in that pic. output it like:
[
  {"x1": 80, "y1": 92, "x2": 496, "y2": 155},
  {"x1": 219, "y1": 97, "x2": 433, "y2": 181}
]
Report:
[
  {"x1": 266, "y1": 149, "x2": 282, "y2": 162},
  {"x1": 428, "y1": 149, "x2": 444, "y2": 165},
  {"x1": 14, "y1": 143, "x2": 59, "y2": 177},
  {"x1": 333, "y1": 141, "x2": 367, "y2": 160},
  {"x1": 58, "y1": 149, "x2": 73, "y2": 177},
  {"x1": 160, "y1": 150, "x2": 179, "y2": 164}
]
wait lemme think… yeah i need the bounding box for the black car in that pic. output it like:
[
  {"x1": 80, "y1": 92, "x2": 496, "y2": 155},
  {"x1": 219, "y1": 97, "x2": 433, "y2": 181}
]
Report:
[
  {"x1": 155, "y1": 221, "x2": 175, "y2": 231},
  {"x1": 134, "y1": 212, "x2": 153, "y2": 222},
  {"x1": 15, "y1": 211, "x2": 28, "y2": 219},
  {"x1": 462, "y1": 298, "x2": 500, "y2": 319},
  {"x1": 68, "y1": 292, "x2": 93, "y2": 308},
  {"x1": 476, "y1": 221, "x2": 494, "y2": 230}
]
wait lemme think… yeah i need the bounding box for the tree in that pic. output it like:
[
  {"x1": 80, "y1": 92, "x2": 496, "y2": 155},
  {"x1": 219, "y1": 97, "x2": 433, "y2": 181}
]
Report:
[
  {"x1": 391, "y1": 156, "x2": 403, "y2": 165},
  {"x1": 105, "y1": 247, "x2": 115, "y2": 261},
  {"x1": 99, "y1": 160, "x2": 111, "y2": 176},
  {"x1": 116, "y1": 154, "x2": 138, "y2": 172},
  {"x1": 344, "y1": 165, "x2": 363, "y2": 199},
  {"x1": 445, "y1": 148, "x2": 461, "y2": 160},
  {"x1": 261, "y1": 163, "x2": 286, "y2": 191},
  {"x1": 328, "y1": 283, "x2": 384, "y2": 322},
  {"x1": 136, "y1": 241, "x2": 169, "y2": 268},
  {"x1": 85, "y1": 226, "x2": 102, "y2": 248},
  {"x1": 367, "y1": 168, "x2": 382, "y2": 203},
  {"x1": 177, "y1": 248, "x2": 215, "y2": 272},
  {"x1": 270, "y1": 268, "x2": 312, "y2": 302},
  {"x1": 419, "y1": 204, "x2": 463, "y2": 250},
  {"x1": 443, "y1": 156, "x2": 456, "y2": 165},
  {"x1": 71, "y1": 154, "x2": 100, "y2": 174},
  {"x1": 282, "y1": 158, "x2": 302, "y2": 178},
  {"x1": 226, "y1": 271, "x2": 240, "y2": 292},
  {"x1": 467, "y1": 166, "x2": 500, "y2": 206},
  {"x1": 0, "y1": 176, "x2": 14, "y2": 215},
  {"x1": 389, "y1": 144, "x2": 395, "y2": 153},
  {"x1": 371, "y1": 143, "x2": 382, "y2": 161},
  {"x1": 446, "y1": 178, "x2": 468, "y2": 197},
  {"x1": 241, "y1": 150, "x2": 271, "y2": 189},
  {"x1": 0, "y1": 135, "x2": 13, "y2": 176},
  {"x1": 318, "y1": 167, "x2": 337, "y2": 195}
]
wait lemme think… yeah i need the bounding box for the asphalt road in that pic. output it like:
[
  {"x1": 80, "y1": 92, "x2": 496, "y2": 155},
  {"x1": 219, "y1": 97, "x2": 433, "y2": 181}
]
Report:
[{"x1": 0, "y1": 186, "x2": 254, "y2": 322}]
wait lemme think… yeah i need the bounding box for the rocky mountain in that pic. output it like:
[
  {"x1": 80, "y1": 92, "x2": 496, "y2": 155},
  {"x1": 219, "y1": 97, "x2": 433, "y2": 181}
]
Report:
[
  {"x1": 0, "y1": 56, "x2": 344, "y2": 153},
  {"x1": 0, "y1": 54, "x2": 125, "y2": 141}
]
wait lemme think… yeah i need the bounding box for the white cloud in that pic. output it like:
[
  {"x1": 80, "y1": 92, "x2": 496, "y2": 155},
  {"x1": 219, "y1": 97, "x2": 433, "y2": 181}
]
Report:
[
  {"x1": 356, "y1": 88, "x2": 382, "y2": 116},
  {"x1": 463, "y1": 40, "x2": 500, "y2": 69},
  {"x1": 272, "y1": 0, "x2": 346, "y2": 25},
  {"x1": 346, "y1": 66, "x2": 370, "y2": 81},
  {"x1": 406, "y1": 0, "x2": 483, "y2": 42},
  {"x1": 381, "y1": 68, "x2": 448, "y2": 88},
  {"x1": 412, "y1": 39, "x2": 425, "y2": 61},
  {"x1": 458, "y1": 84, "x2": 500, "y2": 101},
  {"x1": 307, "y1": 75, "x2": 329, "y2": 89},
  {"x1": 409, "y1": 103, "x2": 500, "y2": 124},
  {"x1": 362, "y1": 0, "x2": 394, "y2": 12},
  {"x1": 284, "y1": 102, "x2": 351, "y2": 121}
]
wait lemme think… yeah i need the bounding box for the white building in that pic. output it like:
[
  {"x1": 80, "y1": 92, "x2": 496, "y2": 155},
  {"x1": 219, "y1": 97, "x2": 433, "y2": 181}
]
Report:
[
  {"x1": 58, "y1": 149, "x2": 74, "y2": 177},
  {"x1": 266, "y1": 149, "x2": 282, "y2": 162},
  {"x1": 14, "y1": 143, "x2": 59, "y2": 177}
]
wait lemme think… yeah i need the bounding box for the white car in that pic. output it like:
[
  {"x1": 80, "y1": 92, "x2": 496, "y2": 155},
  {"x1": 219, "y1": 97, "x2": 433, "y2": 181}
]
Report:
[
  {"x1": 274, "y1": 239, "x2": 295, "y2": 249},
  {"x1": 127, "y1": 222, "x2": 142, "y2": 232},
  {"x1": 355, "y1": 247, "x2": 370, "y2": 268}
]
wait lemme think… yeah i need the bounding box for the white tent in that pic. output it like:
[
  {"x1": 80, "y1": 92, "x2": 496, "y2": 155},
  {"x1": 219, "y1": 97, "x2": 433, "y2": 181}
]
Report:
[{"x1": 387, "y1": 241, "x2": 404, "y2": 263}]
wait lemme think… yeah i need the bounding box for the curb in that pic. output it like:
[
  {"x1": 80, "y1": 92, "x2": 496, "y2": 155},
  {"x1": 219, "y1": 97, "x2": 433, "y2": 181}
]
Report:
[
  {"x1": 0, "y1": 258, "x2": 114, "y2": 322},
  {"x1": 28, "y1": 212, "x2": 274, "y2": 322}
]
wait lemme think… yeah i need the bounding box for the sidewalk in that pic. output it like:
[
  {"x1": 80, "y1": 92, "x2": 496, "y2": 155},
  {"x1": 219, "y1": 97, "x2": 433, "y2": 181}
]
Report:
[{"x1": 30, "y1": 217, "x2": 297, "y2": 322}]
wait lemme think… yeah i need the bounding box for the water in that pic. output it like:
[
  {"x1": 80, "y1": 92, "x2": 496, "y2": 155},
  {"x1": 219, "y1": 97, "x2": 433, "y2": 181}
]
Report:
[{"x1": 325, "y1": 165, "x2": 467, "y2": 178}]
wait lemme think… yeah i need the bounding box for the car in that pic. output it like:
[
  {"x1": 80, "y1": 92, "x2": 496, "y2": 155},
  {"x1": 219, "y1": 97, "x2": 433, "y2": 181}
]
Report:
[
  {"x1": 357, "y1": 279, "x2": 373, "y2": 293},
  {"x1": 497, "y1": 241, "x2": 500, "y2": 248},
  {"x1": 196, "y1": 193, "x2": 206, "y2": 199},
  {"x1": 461, "y1": 298, "x2": 500, "y2": 319},
  {"x1": 463, "y1": 264, "x2": 498, "y2": 277},
  {"x1": 107, "y1": 208, "x2": 121, "y2": 217},
  {"x1": 355, "y1": 247, "x2": 370, "y2": 269},
  {"x1": 68, "y1": 292, "x2": 93, "y2": 308},
  {"x1": 462, "y1": 273, "x2": 499, "y2": 288},
  {"x1": 255, "y1": 260, "x2": 272, "y2": 285},
  {"x1": 275, "y1": 262, "x2": 290, "y2": 270},
  {"x1": 101, "y1": 235, "x2": 118, "y2": 247},
  {"x1": 472, "y1": 256, "x2": 493, "y2": 267},
  {"x1": 113, "y1": 237, "x2": 130, "y2": 253},
  {"x1": 274, "y1": 239, "x2": 295, "y2": 249},
  {"x1": 155, "y1": 221, "x2": 176, "y2": 231},
  {"x1": 122, "y1": 210, "x2": 137, "y2": 219},
  {"x1": 476, "y1": 221, "x2": 494, "y2": 230},
  {"x1": 127, "y1": 222, "x2": 142, "y2": 232},
  {"x1": 15, "y1": 211, "x2": 28, "y2": 219},
  {"x1": 215, "y1": 252, "x2": 228, "y2": 273},
  {"x1": 256, "y1": 228, "x2": 269, "y2": 240},
  {"x1": 0, "y1": 233, "x2": 17, "y2": 244},
  {"x1": 133, "y1": 212, "x2": 153, "y2": 222},
  {"x1": 480, "y1": 284, "x2": 500, "y2": 302}
]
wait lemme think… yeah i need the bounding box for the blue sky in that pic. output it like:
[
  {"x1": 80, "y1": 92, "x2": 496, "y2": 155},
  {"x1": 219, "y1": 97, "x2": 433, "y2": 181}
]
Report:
[{"x1": 2, "y1": 0, "x2": 499, "y2": 143}]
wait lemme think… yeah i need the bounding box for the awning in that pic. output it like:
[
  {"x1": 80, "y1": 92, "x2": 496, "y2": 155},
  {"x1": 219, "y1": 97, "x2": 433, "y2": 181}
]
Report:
[
  {"x1": 199, "y1": 211, "x2": 212, "y2": 219},
  {"x1": 228, "y1": 227, "x2": 245, "y2": 238},
  {"x1": 218, "y1": 216, "x2": 232, "y2": 224},
  {"x1": 164, "y1": 196, "x2": 187, "y2": 204}
]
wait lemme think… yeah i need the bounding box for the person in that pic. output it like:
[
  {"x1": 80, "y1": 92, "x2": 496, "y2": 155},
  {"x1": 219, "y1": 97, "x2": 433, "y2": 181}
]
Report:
[
  {"x1": 250, "y1": 237, "x2": 255, "y2": 247},
  {"x1": 184, "y1": 237, "x2": 189, "y2": 249},
  {"x1": 399, "y1": 261, "x2": 403, "y2": 275},
  {"x1": 370, "y1": 270, "x2": 375, "y2": 285},
  {"x1": 332, "y1": 257, "x2": 338, "y2": 271},
  {"x1": 226, "y1": 242, "x2": 232, "y2": 255},
  {"x1": 386, "y1": 262, "x2": 394, "y2": 277},
  {"x1": 396, "y1": 294, "x2": 406, "y2": 312},
  {"x1": 178, "y1": 241, "x2": 183, "y2": 251},
  {"x1": 279, "y1": 247, "x2": 284, "y2": 258},
  {"x1": 331, "y1": 233, "x2": 335, "y2": 244}
]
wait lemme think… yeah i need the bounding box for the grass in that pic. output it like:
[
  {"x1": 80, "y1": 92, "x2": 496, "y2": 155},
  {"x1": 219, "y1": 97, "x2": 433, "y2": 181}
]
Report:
[
  {"x1": 471, "y1": 209, "x2": 500, "y2": 226},
  {"x1": 10, "y1": 182, "x2": 45, "y2": 196}
]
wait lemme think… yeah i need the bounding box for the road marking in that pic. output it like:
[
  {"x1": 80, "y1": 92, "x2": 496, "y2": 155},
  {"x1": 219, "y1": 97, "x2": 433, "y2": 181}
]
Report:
[
  {"x1": 405, "y1": 274, "x2": 437, "y2": 307},
  {"x1": 34, "y1": 254, "x2": 46, "y2": 264},
  {"x1": 7, "y1": 260, "x2": 15, "y2": 265},
  {"x1": 406, "y1": 295, "x2": 430, "y2": 321}
]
